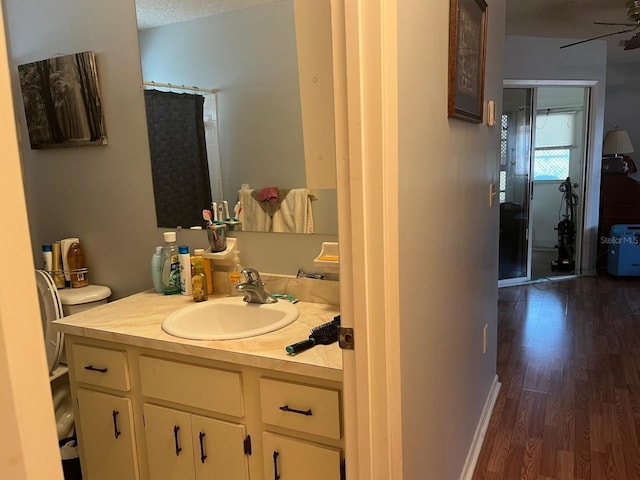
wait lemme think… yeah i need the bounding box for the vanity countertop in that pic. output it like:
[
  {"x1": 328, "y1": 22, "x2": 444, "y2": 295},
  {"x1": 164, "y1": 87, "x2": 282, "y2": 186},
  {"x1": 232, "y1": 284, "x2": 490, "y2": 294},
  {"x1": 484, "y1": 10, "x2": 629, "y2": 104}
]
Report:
[{"x1": 53, "y1": 291, "x2": 342, "y2": 382}]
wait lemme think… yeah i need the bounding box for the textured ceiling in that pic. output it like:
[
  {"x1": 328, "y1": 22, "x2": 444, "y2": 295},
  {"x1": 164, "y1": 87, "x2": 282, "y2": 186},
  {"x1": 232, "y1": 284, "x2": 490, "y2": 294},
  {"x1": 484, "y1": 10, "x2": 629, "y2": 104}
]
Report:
[
  {"x1": 136, "y1": 0, "x2": 639, "y2": 62},
  {"x1": 135, "y1": 0, "x2": 281, "y2": 29},
  {"x1": 506, "y1": 0, "x2": 640, "y2": 63}
]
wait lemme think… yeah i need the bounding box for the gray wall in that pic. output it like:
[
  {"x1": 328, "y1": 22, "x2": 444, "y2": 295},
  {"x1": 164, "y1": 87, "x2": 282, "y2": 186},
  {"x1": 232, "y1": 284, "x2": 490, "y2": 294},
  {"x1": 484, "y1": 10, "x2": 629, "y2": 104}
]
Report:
[
  {"x1": 504, "y1": 35, "x2": 608, "y2": 272},
  {"x1": 3, "y1": 0, "x2": 335, "y2": 300},
  {"x1": 604, "y1": 62, "x2": 640, "y2": 156},
  {"x1": 396, "y1": 0, "x2": 505, "y2": 477}
]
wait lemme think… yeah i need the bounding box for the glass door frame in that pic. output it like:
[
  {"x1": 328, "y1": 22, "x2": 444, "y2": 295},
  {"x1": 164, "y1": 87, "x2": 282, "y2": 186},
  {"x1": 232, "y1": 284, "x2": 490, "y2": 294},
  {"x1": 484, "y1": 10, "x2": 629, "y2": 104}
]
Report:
[
  {"x1": 499, "y1": 86, "x2": 536, "y2": 286},
  {"x1": 499, "y1": 80, "x2": 596, "y2": 287}
]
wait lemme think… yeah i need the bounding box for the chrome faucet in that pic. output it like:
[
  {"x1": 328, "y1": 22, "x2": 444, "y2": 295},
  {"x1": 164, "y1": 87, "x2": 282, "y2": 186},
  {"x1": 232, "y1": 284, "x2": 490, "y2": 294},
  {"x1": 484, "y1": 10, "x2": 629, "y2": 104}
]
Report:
[{"x1": 236, "y1": 268, "x2": 277, "y2": 304}]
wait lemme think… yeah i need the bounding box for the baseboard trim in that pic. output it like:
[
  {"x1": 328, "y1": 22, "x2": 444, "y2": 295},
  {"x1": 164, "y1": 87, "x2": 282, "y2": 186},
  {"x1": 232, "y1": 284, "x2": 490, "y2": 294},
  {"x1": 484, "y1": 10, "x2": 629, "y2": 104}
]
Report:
[{"x1": 459, "y1": 375, "x2": 501, "y2": 480}]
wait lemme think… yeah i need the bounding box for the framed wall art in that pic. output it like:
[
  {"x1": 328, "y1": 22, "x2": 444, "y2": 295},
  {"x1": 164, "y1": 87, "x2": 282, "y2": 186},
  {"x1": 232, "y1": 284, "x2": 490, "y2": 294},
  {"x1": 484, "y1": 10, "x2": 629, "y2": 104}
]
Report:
[
  {"x1": 18, "y1": 51, "x2": 108, "y2": 149},
  {"x1": 448, "y1": 0, "x2": 488, "y2": 123}
]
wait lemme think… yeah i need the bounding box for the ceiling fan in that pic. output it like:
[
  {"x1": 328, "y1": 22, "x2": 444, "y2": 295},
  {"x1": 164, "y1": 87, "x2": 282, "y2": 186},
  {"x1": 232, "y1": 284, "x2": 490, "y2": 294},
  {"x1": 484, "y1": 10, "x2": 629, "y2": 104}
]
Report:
[{"x1": 561, "y1": 0, "x2": 640, "y2": 50}]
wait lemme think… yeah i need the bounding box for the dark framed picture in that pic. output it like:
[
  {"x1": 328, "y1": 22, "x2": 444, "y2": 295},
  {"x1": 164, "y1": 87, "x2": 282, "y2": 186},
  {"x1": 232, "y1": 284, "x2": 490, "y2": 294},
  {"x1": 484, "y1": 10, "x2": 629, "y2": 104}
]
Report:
[
  {"x1": 18, "y1": 51, "x2": 108, "y2": 149},
  {"x1": 448, "y1": 0, "x2": 488, "y2": 123}
]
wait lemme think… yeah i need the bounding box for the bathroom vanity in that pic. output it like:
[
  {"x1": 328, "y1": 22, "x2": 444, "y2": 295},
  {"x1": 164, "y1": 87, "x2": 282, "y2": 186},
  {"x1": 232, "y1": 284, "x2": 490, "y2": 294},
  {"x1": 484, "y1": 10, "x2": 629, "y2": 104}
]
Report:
[{"x1": 54, "y1": 290, "x2": 343, "y2": 480}]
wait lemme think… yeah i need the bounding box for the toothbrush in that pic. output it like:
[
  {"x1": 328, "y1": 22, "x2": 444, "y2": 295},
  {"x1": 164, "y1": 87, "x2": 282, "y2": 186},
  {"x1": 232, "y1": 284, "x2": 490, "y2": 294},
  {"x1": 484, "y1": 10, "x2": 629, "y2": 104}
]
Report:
[
  {"x1": 202, "y1": 209, "x2": 213, "y2": 226},
  {"x1": 234, "y1": 202, "x2": 242, "y2": 221},
  {"x1": 223, "y1": 201, "x2": 230, "y2": 221},
  {"x1": 212, "y1": 202, "x2": 218, "y2": 223},
  {"x1": 217, "y1": 204, "x2": 225, "y2": 224}
]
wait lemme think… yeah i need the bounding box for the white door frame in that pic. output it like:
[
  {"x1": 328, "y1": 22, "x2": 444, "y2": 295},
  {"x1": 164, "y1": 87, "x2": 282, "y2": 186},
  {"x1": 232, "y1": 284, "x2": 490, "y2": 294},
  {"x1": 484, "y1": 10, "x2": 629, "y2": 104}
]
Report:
[{"x1": 338, "y1": 0, "x2": 402, "y2": 479}]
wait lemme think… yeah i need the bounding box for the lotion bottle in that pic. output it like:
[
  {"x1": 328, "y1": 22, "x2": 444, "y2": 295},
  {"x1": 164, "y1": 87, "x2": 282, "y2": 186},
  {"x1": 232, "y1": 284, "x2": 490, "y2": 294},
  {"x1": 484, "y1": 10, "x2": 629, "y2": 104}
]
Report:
[
  {"x1": 42, "y1": 244, "x2": 53, "y2": 273},
  {"x1": 178, "y1": 245, "x2": 192, "y2": 296},
  {"x1": 151, "y1": 246, "x2": 163, "y2": 293},
  {"x1": 161, "y1": 232, "x2": 180, "y2": 295}
]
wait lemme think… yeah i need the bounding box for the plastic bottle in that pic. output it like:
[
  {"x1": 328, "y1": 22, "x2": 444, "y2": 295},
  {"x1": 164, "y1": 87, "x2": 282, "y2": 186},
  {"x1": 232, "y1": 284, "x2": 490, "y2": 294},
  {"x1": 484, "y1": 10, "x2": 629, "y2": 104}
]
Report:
[
  {"x1": 161, "y1": 232, "x2": 181, "y2": 295},
  {"x1": 178, "y1": 245, "x2": 192, "y2": 296},
  {"x1": 192, "y1": 256, "x2": 208, "y2": 302},
  {"x1": 42, "y1": 244, "x2": 53, "y2": 272},
  {"x1": 51, "y1": 242, "x2": 66, "y2": 289},
  {"x1": 151, "y1": 246, "x2": 164, "y2": 293},
  {"x1": 228, "y1": 250, "x2": 244, "y2": 296},
  {"x1": 67, "y1": 242, "x2": 88, "y2": 288}
]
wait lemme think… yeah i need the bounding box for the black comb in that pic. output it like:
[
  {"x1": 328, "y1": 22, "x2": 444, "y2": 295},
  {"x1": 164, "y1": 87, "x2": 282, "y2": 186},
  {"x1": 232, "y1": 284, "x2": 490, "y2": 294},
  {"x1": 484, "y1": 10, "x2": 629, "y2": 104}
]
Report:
[{"x1": 285, "y1": 315, "x2": 340, "y2": 355}]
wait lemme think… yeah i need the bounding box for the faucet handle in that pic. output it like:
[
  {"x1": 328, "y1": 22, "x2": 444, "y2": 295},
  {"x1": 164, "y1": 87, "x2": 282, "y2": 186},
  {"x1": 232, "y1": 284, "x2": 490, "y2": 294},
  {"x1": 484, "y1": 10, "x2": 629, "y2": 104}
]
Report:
[{"x1": 241, "y1": 268, "x2": 261, "y2": 284}]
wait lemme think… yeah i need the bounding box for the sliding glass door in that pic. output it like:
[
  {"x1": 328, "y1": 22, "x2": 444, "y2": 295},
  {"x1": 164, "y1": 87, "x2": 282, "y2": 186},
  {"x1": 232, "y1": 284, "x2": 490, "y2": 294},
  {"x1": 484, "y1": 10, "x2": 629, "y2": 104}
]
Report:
[
  {"x1": 499, "y1": 84, "x2": 590, "y2": 284},
  {"x1": 499, "y1": 88, "x2": 533, "y2": 282}
]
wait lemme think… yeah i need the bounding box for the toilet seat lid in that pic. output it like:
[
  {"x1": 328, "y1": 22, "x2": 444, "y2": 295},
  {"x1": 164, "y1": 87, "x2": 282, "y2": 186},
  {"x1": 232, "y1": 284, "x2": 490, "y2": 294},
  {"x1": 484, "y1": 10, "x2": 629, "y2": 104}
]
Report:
[
  {"x1": 58, "y1": 284, "x2": 111, "y2": 305},
  {"x1": 35, "y1": 270, "x2": 64, "y2": 375}
]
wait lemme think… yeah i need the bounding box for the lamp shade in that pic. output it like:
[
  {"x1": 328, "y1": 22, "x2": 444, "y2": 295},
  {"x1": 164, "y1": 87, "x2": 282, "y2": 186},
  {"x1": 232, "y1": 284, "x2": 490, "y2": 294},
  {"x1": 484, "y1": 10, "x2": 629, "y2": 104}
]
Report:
[{"x1": 603, "y1": 129, "x2": 634, "y2": 155}]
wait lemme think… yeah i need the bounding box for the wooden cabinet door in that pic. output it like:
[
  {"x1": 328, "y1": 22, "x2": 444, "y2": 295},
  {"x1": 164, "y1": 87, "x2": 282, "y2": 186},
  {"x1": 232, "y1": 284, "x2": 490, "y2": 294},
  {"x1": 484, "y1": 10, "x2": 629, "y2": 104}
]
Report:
[
  {"x1": 262, "y1": 432, "x2": 342, "y2": 480},
  {"x1": 76, "y1": 388, "x2": 139, "y2": 480},
  {"x1": 191, "y1": 414, "x2": 250, "y2": 480},
  {"x1": 143, "y1": 403, "x2": 195, "y2": 480}
]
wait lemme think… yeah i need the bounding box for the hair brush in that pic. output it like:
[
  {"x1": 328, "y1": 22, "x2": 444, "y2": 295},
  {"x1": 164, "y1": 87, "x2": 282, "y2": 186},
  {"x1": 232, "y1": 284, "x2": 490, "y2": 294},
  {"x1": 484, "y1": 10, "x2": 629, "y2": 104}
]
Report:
[{"x1": 286, "y1": 315, "x2": 341, "y2": 355}]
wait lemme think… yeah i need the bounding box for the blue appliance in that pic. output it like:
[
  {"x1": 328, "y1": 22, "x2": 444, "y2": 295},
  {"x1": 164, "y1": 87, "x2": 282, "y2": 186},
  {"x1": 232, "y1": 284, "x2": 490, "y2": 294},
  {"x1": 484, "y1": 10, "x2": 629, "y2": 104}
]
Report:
[{"x1": 607, "y1": 224, "x2": 640, "y2": 276}]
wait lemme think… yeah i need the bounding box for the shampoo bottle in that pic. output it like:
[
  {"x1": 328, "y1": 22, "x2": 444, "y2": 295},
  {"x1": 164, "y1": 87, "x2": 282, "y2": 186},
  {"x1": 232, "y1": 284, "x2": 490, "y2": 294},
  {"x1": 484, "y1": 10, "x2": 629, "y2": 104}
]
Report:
[
  {"x1": 161, "y1": 232, "x2": 181, "y2": 295},
  {"x1": 51, "y1": 242, "x2": 65, "y2": 289},
  {"x1": 178, "y1": 245, "x2": 192, "y2": 296},
  {"x1": 151, "y1": 246, "x2": 164, "y2": 293},
  {"x1": 228, "y1": 250, "x2": 244, "y2": 296}
]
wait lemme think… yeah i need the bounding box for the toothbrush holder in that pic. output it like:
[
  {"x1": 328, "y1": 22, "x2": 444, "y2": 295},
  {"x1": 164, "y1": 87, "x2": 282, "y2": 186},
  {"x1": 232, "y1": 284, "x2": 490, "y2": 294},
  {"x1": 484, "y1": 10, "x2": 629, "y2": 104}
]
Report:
[{"x1": 207, "y1": 224, "x2": 227, "y2": 252}]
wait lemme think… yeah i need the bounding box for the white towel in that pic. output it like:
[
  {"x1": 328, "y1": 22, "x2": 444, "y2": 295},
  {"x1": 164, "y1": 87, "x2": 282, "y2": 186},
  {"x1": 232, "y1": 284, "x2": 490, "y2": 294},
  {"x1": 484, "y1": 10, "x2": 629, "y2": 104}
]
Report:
[
  {"x1": 272, "y1": 188, "x2": 315, "y2": 234},
  {"x1": 238, "y1": 189, "x2": 272, "y2": 232}
]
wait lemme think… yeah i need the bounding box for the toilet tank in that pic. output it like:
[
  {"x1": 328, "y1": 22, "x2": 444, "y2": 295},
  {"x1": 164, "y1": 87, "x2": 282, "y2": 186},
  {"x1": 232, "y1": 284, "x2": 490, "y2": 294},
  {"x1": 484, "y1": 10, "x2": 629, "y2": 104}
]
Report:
[{"x1": 57, "y1": 285, "x2": 112, "y2": 316}]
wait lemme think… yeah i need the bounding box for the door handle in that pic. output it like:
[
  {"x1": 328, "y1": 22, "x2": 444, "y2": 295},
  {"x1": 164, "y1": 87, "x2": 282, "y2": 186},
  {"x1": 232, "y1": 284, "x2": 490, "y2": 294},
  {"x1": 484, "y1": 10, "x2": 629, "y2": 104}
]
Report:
[
  {"x1": 112, "y1": 410, "x2": 121, "y2": 439},
  {"x1": 173, "y1": 425, "x2": 182, "y2": 456},
  {"x1": 198, "y1": 432, "x2": 207, "y2": 463}
]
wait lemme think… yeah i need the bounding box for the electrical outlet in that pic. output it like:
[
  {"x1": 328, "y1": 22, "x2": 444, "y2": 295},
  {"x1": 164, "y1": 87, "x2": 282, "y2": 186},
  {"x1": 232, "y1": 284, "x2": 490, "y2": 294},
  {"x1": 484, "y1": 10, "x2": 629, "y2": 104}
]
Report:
[{"x1": 482, "y1": 324, "x2": 488, "y2": 354}]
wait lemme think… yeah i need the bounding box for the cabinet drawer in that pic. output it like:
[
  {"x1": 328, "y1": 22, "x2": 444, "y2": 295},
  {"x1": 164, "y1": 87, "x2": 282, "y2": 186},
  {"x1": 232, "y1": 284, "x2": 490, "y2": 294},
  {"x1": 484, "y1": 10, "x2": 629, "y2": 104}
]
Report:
[
  {"x1": 259, "y1": 378, "x2": 341, "y2": 440},
  {"x1": 139, "y1": 356, "x2": 244, "y2": 417},
  {"x1": 72, "y1": 344, "x2": 130, "y2": 391},
  {"x1": 263, "y1": 432, "x2": 342, "y2": 480}
]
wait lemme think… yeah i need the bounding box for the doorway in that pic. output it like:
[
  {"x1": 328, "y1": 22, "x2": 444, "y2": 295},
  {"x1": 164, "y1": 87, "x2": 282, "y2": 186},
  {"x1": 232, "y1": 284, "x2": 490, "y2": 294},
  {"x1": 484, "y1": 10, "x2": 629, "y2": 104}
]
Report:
[{"x1": 499, "y1": 84, "x2": 590, "y2": 284}]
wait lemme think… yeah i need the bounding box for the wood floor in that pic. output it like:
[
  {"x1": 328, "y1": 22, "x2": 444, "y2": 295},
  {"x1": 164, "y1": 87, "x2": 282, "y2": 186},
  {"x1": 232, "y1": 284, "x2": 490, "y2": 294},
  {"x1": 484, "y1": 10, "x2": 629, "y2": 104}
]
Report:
[{"x1": 472, "y1": 275, "x2": 640, "y2": 480}]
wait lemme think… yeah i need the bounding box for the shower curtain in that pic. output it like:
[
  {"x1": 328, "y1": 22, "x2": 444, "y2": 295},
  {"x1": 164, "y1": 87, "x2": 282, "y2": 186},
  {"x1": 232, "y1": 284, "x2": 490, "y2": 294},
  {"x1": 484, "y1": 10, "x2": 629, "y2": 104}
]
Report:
[{"x1": 144, "y1": 89, "x2": 212, "y2": 228}]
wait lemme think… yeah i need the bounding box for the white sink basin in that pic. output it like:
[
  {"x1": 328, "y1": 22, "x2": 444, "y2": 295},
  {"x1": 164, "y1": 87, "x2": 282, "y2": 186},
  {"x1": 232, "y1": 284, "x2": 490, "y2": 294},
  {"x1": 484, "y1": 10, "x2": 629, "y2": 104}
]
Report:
[{"x1": 162, "y1": 297, "x2": 299, "y2": 340}]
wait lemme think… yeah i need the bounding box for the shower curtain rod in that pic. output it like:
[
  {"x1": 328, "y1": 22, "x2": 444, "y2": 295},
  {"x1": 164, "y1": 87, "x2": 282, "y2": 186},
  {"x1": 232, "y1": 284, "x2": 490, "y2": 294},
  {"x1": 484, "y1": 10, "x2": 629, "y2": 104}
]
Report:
[{"x1": 143, "y1": 81, "x2": 218, "y2": 94}]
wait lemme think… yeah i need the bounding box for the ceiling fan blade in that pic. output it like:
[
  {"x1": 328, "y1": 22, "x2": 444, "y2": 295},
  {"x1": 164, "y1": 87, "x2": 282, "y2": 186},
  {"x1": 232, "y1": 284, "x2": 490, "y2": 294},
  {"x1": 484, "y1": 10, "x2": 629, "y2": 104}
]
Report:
[
  {"x1": 624, "y1": 32, "x2": 640, "y2": 49},
  {"x1": 594, "y1": 21, "x2": 637, "y2": 26},
  {"x1": 560, "y1": 28, "x2": 637, "y2": 49}
]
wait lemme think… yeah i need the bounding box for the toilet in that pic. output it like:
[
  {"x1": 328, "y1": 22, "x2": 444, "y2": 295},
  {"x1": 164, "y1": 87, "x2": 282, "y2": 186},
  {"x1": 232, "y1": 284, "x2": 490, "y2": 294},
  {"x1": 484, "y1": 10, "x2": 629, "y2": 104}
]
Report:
[{"x1": 35, "y1": 270, "x2": 112, "y2": 443}]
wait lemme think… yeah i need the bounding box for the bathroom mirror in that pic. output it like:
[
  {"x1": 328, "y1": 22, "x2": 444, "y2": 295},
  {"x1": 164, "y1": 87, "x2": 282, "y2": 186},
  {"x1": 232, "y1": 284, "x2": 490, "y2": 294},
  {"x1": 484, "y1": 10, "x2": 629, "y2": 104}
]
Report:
[{"x1": 136, "y1": 0, "x2": 338, "y2": 234}]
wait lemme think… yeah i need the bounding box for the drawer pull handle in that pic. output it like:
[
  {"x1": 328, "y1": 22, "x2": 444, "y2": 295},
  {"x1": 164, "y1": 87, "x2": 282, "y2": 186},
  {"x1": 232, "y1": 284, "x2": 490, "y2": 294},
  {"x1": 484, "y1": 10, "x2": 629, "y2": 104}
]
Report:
[
  {"x1": 279, "y1": 405, "x2": 313, "y2": 416},
  {"x1": 198, "y1": 432, "x2": 207, "y2": 463},
  {"x1": 84, "y1": 365, "x2": 108, "y2": 373},
  {"x1": 112, "y1": 410, "x2": 121, "y2": 439},
  {"x1": 173, "y1": 425, "x2": 182, "y2": 456},
  {"x1": 273, "y1": 451, "x2": 281, "y2": 480}
]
